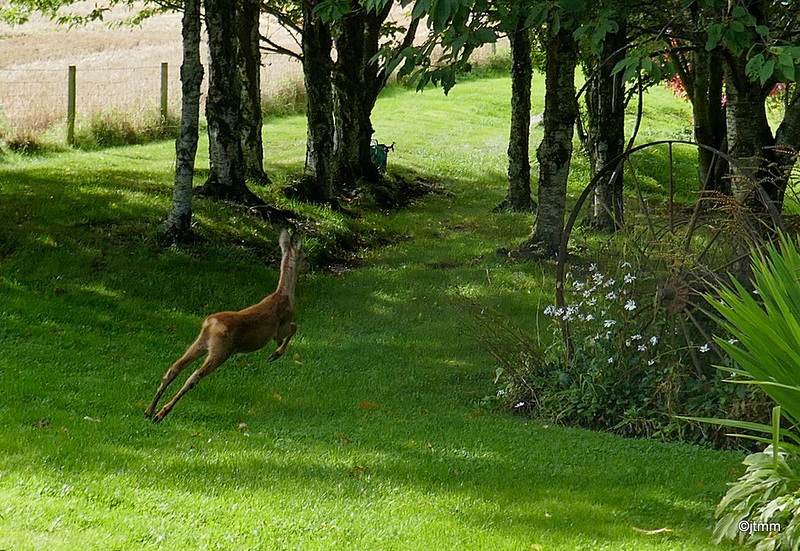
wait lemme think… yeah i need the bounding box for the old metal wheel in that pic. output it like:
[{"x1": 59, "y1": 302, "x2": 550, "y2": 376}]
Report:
[{"x1": 555, "y1": 140, "x2": 784, "y2": 374}]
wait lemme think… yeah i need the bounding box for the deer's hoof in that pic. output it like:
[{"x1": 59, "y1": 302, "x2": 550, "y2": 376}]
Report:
[
  {"x1": 267, "y1": 353, "x2": 281, "y2": 362},
  {"x1": 153, "y1": 411, "x2": 166, "y2": 423}
]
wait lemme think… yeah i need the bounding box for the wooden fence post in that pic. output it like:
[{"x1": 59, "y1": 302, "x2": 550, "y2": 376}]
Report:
[
  {"x1": 161, "y1": 62, "x2": 169, "y2": 124},
  {"x1": 67, "y1": 65, "x2": 76, "y2": 146}
]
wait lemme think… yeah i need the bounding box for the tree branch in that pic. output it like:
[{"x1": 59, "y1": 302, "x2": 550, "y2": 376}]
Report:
[{"x1": 260, "y1": 34, "x2": 302, "y2": 60}]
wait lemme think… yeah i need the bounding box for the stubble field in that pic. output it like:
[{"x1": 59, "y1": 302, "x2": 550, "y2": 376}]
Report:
[{"x1": 0, "y1": 1, "x2": 303, "y2": 132}]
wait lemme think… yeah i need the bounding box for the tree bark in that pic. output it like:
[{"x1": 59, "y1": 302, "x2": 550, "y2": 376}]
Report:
[
  {"x1": 689, "y1": 48, "x2": 728, "y2": 193},
  {"x1": 668, "y1": 2, "x2": 729, "y2": 194},
  {"x1": 301, "y1": 0, "x2": 334, "y2": 203},
  {"x1": 586, "y1": 21, "x2": 626, "y2": 229},
  {"x1": 774, "y1": 86, "x2": 800, "y2": 181},
  {"x1": 332, "y1": 5, "x2": 379, "y2": 190},
  {"x1": 500, "y1": 21, "x2": 535, "y2": 212},
  {"x1": 362, "y1": 2, "x2": 395, "y2": 122},
  {"x1": 724, "y1": 51, "x2": 781, "y2": 204},
  {"x1": 522, "y1": 28, "x2": 578, "y2": 258},
  {"x1": 197, "y1": 0, "x2": 264, "y2": 205},
  {"x1": 164, "y1": 0, "x2": 203, "y2": 243},
  {"x1": 237, "y1": 0, "x2": 270, "y2": 183}
]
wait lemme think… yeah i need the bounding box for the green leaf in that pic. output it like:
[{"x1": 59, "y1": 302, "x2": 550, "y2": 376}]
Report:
[
  {"x1": 411, "y1": 0, "x2": 432, "y2": 21},
  {"x1": 778, "y1": 53, "x2": 797, "y2": 82},
  {"x1": 430, "y1": 0, "x2": 458, "y2": 32},
  {"x1": 755, "y1": 24, "x2": 769, "y2": 36},
  {"x1": 573, "y1": 23, "x2": 590, "y2": 41},
  {"x1": 560, "y1": 0, "x2": 586, "y2": 12},
  {"x1": 706, "y1": 23, "x2": 724, "y2": 51},
  {"x1": 471, "y1": 27, "x2": 496, "y2": 44},
  {"x1": 773, "y1": 406, "x2": 782, "y2": 468},
  {"x1": 611, "y1": 58, "x2": 628, "y2": 75},
  {"x1": 551, "y1": 11, "x2": 561, "y2": 36},
  {"x1": 525, "y1": 3, "x2": 549, "y2": 28},
  {"x1": 745, "y1": 53, "x2": 765, "y2": 80},
  {"x1": 760, "y1": 59, "x2": 775, "y2": 85}
]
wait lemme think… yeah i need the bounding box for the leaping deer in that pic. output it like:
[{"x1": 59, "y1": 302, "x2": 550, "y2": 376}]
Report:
[{"x1": 144, "y1": 228, "x2": 308, "y2": 423}]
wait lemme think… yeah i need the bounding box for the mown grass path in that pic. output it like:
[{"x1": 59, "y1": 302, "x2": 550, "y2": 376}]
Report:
[{"x1": 0, "y1": 77, "x2": 742, "y2": 550}]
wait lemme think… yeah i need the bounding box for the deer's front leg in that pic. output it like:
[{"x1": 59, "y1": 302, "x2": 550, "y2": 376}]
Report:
[{"x1": 268, "y1": 322, "x2": 297, "y2": 362}]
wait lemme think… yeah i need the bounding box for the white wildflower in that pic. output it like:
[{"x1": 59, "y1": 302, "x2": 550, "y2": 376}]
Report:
[
  {"x1": 603, "y1": 278, "x2": 616, "y2": 288},
  {"x1": 590, "y1": 263, "x2": 598, "y2": 271},
  {"x1": 699, "y1": 343, "x2": 711, "y2": 353},
  {"x1": 585, "y1": 314, "x2": 595, "y2": 321},
  {"x1": 624, "y1": 299, "x2": 637, "y2": 311},
  {"x1": 544, "y1": 305, "x2": 556, "y2": 316},
  {"x1": 621, "y1": 261, "x2": 632, "y2": 268},
  {"x1": 638, "y1": 344, "x2": 648, "y2": 352},
  {"x1": 727, "y1": 338, "x2": 739, "y2": 345},
  {"x1": 592, "y1": 272, "x2": 604, "y2": 284},
  {"x1": 605, "y1": 291, "x2": 618, "y2": 300},
  {"x1": 608, "y1": 357, "x2": 614, "y2": 364},
  {"x1": 564, "y1": 306, "x2": 579, "y2": 321},
  {"x1": 631, "y1": 334, "x2": 643, "y2": 340},
  {"x1": 623, "y1": 273, "x2": 636, "y2": 284},
  {"x1": 650, "y1": 335, "x2": 659, "y2": 346},
  {"x1": 603, "y1": 319, "x2": 617, "y2": 328},
  {"x1": 648, "y1": 359, "x2": 657, "y2": 366}
]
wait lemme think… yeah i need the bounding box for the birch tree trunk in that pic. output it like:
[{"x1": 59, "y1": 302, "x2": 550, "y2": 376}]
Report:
[
  {"x1": 690, "y1": 49, "x2": 728, "y2": 193},
  {"x1": 301, "y1": 0, "x2": 334, "y2": 203},
  {"x1": 361, "y1": 2, "x2": 395, "y2": 132},
  {"x1": 237, "y1": 0, "x2": 270, "y2": 183},
  {"x1": 724, "y1": 52, "x2": 781, "y2": 204},
  {"x1": 522, "y1": 28, "x2": 578, "y2": 258},
  {"x1": 197, "y1": 0, "x2": 263, "y2": 205},
  {"x1": 332, "y1": 5, "x2": 376, "y2": 189},
  {"x1": 164, "y1": 0, "x2": 203, "y2": 243},
  {"x1": 500, "y1": 20, "x2": 535, "y2": 212},
  {"x1": 586, "y1": 21, "x2": 626, "y2": 230}
]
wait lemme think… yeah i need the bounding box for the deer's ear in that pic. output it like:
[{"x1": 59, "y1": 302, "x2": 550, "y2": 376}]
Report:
[
  {"x1": 279, "y1": 228, "x2": 291, "y2": 249},
  {"x1": 291, "y1": 233, "x2": 303, "y2": 251}
]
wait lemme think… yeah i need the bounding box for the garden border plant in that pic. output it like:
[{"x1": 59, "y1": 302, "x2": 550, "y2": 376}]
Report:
[
  {"x1": 684, "y1": 233, "x2": 800, "y2": 550},
  {"x1": 468, "y1": 243, "x2": 770, "y2": 448}
]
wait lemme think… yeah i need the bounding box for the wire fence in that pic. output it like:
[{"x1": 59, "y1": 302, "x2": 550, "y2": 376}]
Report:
[{"x1": 0, "y1": 63, "x2": 186, "y2": 136}]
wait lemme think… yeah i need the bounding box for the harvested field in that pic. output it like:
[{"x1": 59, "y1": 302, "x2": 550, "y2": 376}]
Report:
[
  {"x1": 0, "y1": 2, "x2": 500, "y2": 135},
  {"x1": 0, "y1": 2, "x2": 302, "y2": 132}
]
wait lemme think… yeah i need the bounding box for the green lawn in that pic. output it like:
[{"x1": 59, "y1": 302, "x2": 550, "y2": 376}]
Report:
[{"x1": 0, "y1": 76, "x2": 744, "y2": 550}]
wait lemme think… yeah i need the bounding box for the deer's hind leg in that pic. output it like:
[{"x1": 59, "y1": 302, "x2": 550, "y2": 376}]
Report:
[
  {"x1": 152, "y1": 348, "x2": 231, "y2": 423},
  {"x1": 144, "y1": 337, "x2": 207, "y2": 419}
]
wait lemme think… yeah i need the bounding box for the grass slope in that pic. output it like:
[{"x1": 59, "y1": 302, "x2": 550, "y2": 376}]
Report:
[{"x1": 0, "y1": 76, "x2": 742, "y2": 550}]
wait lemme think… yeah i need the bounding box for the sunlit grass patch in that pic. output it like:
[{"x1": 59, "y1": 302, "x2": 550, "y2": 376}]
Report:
[{"x1": 0, "y1": 76, "x2": 746, "y2": 550}]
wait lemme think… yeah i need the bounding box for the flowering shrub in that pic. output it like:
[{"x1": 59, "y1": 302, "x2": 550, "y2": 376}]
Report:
[
  {"x1": 481, "y1": 258, "x2": 770, "y2": 446},
  {"x1": 546, "y1": 262, "x2": 664, "y2": 370}
]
